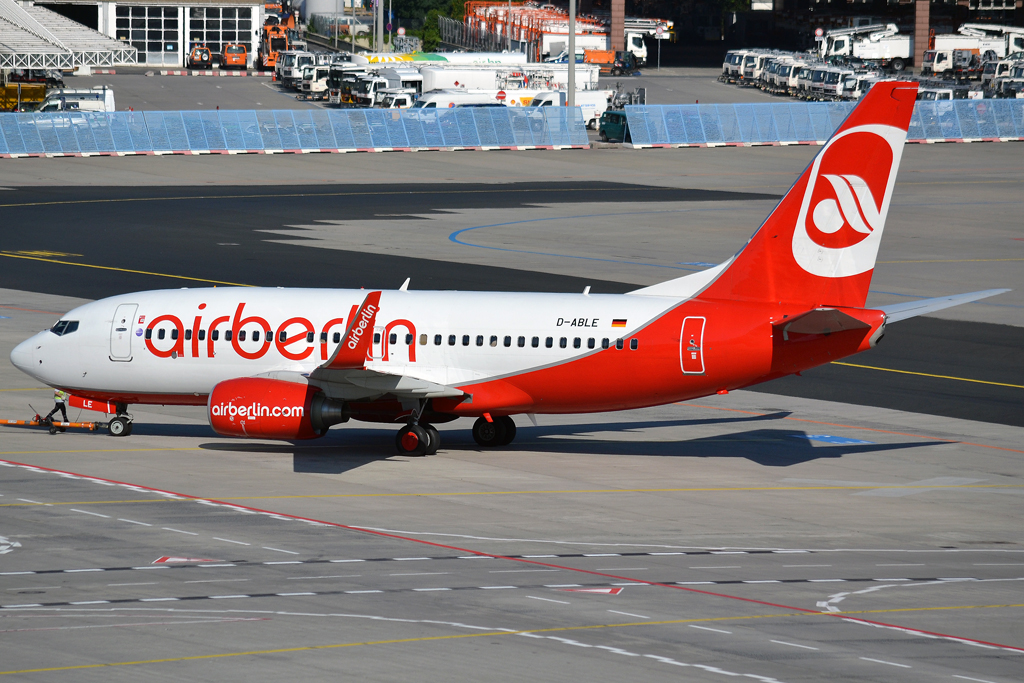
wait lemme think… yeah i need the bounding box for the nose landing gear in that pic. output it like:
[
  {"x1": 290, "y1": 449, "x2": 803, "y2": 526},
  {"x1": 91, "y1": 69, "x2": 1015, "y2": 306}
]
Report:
[
  {"x1": 472, "y1": 415, "x2": 516, "y2": 448},
  {"x1": 394, "y1": 400, "x2": 441, "y2": 457}
]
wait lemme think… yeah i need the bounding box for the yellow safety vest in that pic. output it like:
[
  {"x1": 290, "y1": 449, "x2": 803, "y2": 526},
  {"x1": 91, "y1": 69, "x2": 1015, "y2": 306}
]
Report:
[{"x1": 54, "y1": 390, "x2": 69, "y2": 402}]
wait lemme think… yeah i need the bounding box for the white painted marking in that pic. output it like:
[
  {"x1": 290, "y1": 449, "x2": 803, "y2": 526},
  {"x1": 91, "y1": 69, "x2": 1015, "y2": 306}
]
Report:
[
  {"x1": 677, "y1": 581, "x2": 715, "y2": 585},
  {"x1": 64, "y1": 568, "x2": 104, "y2": 573},
  {"x1": 413, "y1": 588, "x2": 451, "y2": 592},
  {"x1": 329, "y1": 559, "x2": 365, "y2": 563},
  {"x1": 264, "y1": 547, "x2": 299, "y2": 555},
  {"x1": 458, "y1": 556, "x2": 492, "y2": 560},
  {"x1": 108, "y1": 582, "x2": 157, "y2": 587},
  {"x1": 583, "y1": 553, "x2": 620, "y2": 557},
  {"x1": 952, "y1": 675, "x2": 999, "y2": 683},
  {"x1": 118, "y1": 519, "x2": 152, "y2": 526},
  {"x1": 711, "y1": 551, "x2": 746, "y2": 555},
  {"x1": 17, "y1": 498, "x2": 42, "y2": 504},
  {"x1": 479, "y1": 586, "x2": 516, "y2": 589},
  {"x1": 544, "y1": 584, "x2": 582, "y2": 588},
  {"x1": 809, "y1": 579, "x2": 846, "y2": 582},
  {"x1": 390, "y1": 572, "x2": 450, "y2": 577},
  {"x1": 526, "y1": 596, "x2": 570, "y2": 604},
  {"x1": 163, "y1": 528, "x2": 198, "y2": 535},
  {"x1": 276, "y1": 592, "x2": 316, "y2": 596},
  {"x1": 209, "y1": 595, "x2": 249, "y2": 599},
  {"x1": 689, "y1": 625, "x2": 731, "y2": 634},
  {"x1": 690, "y1": 566, "x2": 740, "y2": 569},
  {"x1": 743, "y1": 580, "x2": 780, "y2": 584},
  {"x1": 140, "y1": 597, "x2": 179, "y2": 601},
  {"x1": 393, "y1": 557, "x2": 430, "y2": 561},
  {"x1": 5, "y1": 586, "x2": 57, "y2": 590},
  {"x1": 860, "y1": 657, "x2": 911, "y2": 668},
  {"x1": 3, "y1": 604, "x2": 43, "y2": 608},
  {"x1": 608, "y1": 610, "x2": 649, "y2": 619},
  {"x1": 973, "y1": 563, "x2": 1024, "y2": 566},
  {"x1": 213, "y1": 537, "x2": 249, "y2": 545},
  {"x1": 772, "y1": 550, "x2": 809, "y2": 553},
  {"x1": 344, "y1": 590, "x2": 383, "y2": 594},
  {"x1": 263, "y1": 561, "x2": 302, "y2": 565},
  {"x1": 70, "y1": 600, "x2": 110, "y2": 605},
  {"x1": 198, "y1": 564, "x2": 236, "y2": 568},
  {"x1": 71, "y1": 509, "x2": 110, "y2": 518},
  {"x1": 0, "y1": 572, "x2": 35, "y2": 576},
  {"x1": 873, "y1": 578, "x2": 911, "y2": 581},
  {"x1": 523, "y1": 555, "x2": 558, "y2": 558},
  {"x1": 132, "y1": 566, "x2": 169, "y2": 570},
  {"x1": 648, "y1": 552, "x2": 685, "y2": 555},
  {"x1": 771, "y1": 640, "x2": 819, "y2": 650}
]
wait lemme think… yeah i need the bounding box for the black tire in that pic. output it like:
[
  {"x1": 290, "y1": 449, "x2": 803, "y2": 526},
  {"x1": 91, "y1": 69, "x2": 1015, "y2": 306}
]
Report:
[
  {"x1": 48, "y1": 425, "x2": 57, "y2": 435},
  {"x1": 472, "y1": 417, "x2": 507, "y2": 447},
  {"x1": 108, "y1": 416, "x2": 130, "y2": 437},
  {"x1": 396, "y1": 424, "x2": 429, "y2": 456},
  {"x1": 497, "y1": 416, "x2": 516, "y2": 446},
  {"x1": 599, "y1": 131, "x2": 608, "y2": 142},
  {"x1": 891, "y1": 58, "x2": 906, "y2": 72},
  {"x1": 124, "y1": 421, "x2": 133, "y2": 436},
  {"x1": 423, "y1": 425, "x2": 440, "y2": 455}
]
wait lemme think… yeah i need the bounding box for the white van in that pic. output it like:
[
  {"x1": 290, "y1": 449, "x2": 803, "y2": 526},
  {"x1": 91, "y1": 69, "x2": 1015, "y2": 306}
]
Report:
[
  {"x1": 410, "y1": 90, "x2": 509, "y2": 109},
  {"x1": 526, "y1": 90, "x2": 612, "y2": 129},
  {"x1": 35, "y1": 87, "x2": 115, "y2": 113}
]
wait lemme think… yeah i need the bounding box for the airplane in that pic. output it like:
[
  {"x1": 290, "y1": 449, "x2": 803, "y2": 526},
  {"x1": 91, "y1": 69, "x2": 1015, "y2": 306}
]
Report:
[{"x1": 8, "y1": 81, "x2": 1008, "y2": 456}]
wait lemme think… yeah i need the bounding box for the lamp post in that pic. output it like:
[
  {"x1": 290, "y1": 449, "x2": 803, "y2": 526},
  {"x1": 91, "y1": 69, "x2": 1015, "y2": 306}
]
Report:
[{"x1": 567, "y1": 0, "x2": 575, "y2": 110}]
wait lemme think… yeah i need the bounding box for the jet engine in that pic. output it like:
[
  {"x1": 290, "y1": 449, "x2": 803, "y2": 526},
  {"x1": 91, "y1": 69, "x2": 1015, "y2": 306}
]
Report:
[{"x1": 208, "y1": 377, "x2": 347, "y2": 439}]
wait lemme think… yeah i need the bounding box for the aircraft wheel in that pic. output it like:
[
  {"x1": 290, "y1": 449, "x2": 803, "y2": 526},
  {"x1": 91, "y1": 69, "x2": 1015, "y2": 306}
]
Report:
[
  {"x1": 396, "y1": 424, "x2": 429, "y2": 456},
  {"x1": 423, "y1": 424, "x2": 440, "y2": 455},
  {"x1": 108, "y1": 416, "x2": 130, "y2": 437},
  {"x1": 472, "y1": 416, "x2": 507, "y2": 448},
  {"x1": 497, "y1": 416, "x2": 516, "y2": 446}
]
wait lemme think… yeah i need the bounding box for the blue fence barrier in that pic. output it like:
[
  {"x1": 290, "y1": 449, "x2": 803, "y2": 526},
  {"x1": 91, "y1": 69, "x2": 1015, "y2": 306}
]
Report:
[
  {"x1": 0, "y1": 107, "x2": 589, "y2": 157},
  {"x1": 624, "y1": 100, "x2": 1024, "y2": 147}
]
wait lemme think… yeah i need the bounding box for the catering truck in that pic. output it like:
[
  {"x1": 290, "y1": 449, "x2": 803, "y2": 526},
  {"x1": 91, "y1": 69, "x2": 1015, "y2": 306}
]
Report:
[{"x1": 818, "y1": 23, "x2": 912, "y2": 71}]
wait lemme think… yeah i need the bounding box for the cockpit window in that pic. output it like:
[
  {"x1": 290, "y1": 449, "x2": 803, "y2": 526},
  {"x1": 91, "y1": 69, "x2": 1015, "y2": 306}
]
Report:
[{"x1": 50, "y1": 320, "x2": 79, "y2": 336}]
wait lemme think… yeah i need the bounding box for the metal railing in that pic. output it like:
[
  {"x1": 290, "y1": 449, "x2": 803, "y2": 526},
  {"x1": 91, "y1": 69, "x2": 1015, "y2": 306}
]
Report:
[{"x1": 0, "y1": 107, "x2": 589, "y2": 156}]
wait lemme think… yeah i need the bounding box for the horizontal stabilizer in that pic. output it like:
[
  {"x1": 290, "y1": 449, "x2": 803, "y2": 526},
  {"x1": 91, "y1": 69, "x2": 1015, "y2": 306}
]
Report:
[{"x1": 881, "y1": 289, "x2": 1010, "y2": 323}]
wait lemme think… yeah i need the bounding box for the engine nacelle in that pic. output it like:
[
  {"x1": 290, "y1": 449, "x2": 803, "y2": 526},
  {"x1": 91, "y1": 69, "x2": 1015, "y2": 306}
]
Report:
[{"x1": 208, "y1": 377, "x2": 347, "y2": 440}]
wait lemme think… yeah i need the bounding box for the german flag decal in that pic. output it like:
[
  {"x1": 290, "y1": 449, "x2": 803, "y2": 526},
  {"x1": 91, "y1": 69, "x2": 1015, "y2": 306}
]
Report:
[{"x1": 611, "y1": 319, "x2": 627, "y2": 328}]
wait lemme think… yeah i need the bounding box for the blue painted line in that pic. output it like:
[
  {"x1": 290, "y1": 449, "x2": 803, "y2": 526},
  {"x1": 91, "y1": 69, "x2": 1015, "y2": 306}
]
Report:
[
  {"x1": 0, "y1": 315, "x2": 9, "y2": 319},
  {"x1": 678, "y1": 262, "x2": 716, "y2": 267},
  {"x1": 792, "y1": 435, "x2": 875, "y2": 445}
]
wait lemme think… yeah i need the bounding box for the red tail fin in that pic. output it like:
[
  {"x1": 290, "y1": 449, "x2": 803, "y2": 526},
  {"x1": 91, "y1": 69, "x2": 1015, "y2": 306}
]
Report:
[
  {"x1": 701, "y1": 81, "x2": 919, "y2": 308},
  {"x1": 322, "y1": 291, "x2": 381, "y2": 370}
]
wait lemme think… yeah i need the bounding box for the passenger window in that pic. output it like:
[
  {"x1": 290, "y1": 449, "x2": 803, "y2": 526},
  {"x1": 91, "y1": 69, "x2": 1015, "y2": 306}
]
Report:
[
  {"x1": 573, "y1": 337, "x2": 581, "y2": 349},
  {"x1": 615, "y1": 339, "x2": 624, "y2": 350},
  {"x1": 420, "y1": 334, "x2": 427, "y2": 345},
  {"x1": 211, "y1": 329, "x2": 219, "y2": 341},
  {"x1": 185, "y1": 329, "x2": 192, "y2": 341},
  {"x1": 463, "y1": 335, "x2": 470, "y2": 346},
  {"x1": 476, "y1": 335, "x2": 484, "y2": 346},
  {"x1": 448, "y1": 335, "x2": 456, "y2": 346},
  {"x1": 630, "y1": 339, "x2": 639, "y2": 350},
  {"x1": 238, "y1": 330, "x2": 246, "y2": 342},
  {"x1": 225, "y1": 330, "x2": 232, "y2": 341},
  {"x1": 435, "y1": 334, "x2": 442, "y2": 345},
  {"x1": 306, "y1": 332, "x2": 314, "y2": 343},
  {"x1": 601, "y1": 338, "x2": 609, "y2": 349},
  {"x1": 490, "y1": 335, "x2": 498, "y2": 347},
  {"x1": 587, "y1": 338, "x2": 595, "y2": 349},
  {"x1": 545, "y1": 337, "x2": 553, "y2": 348},
  {"x1": 158, "y1": 329, "x2": 166, "y2": 340},
  {"x1": 517, "y1": 336, "x2": 525, "y2": 347},
  {"x1": 279, "y1": 331, "x2": 287, "y2": 342},
  {"x1": 531, "y1": 336, "x2": 539, "y2": 348},
  {"x1": 389, "y1": 333, "x2": 397, "y2": 345},
  {"x1": 504, "y1": 336, "x2": 511, "y2": 347},
  {"x1": 199, "y1": 329, "x2": 206, "y2": 341},
  {"x1": 171, "y1": 329, "x2": 179, "y2": 340},
  {"x1": 145, "y1": 328, "x2": 153, "y2": 340},
  {"x1": 559, "y1": 337, "x2": 567, "y2": 348},
  {"x1": 374, "y1": 333, "x2": 381, "y2": 344},
  {"x1": 252, "y1": 331, "x2": 260, "y2": 342},
  {"x1": 333, "y1": 332, "x2": 341, "y2": 344},
  {"x1": 406, "y1": 334, "x2": 413, "y2": 345}
]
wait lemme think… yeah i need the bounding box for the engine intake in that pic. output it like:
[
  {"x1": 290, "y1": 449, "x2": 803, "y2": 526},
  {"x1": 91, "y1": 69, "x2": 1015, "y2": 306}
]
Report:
[{"x1": 208, "y1": 377, "x2": 347, "y2": 440}]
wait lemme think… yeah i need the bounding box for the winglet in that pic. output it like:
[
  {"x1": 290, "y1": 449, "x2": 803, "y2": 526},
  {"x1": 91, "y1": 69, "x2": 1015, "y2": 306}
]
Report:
[{"x1": 322, "y1": 291, "x2": 382, "y2": 370}]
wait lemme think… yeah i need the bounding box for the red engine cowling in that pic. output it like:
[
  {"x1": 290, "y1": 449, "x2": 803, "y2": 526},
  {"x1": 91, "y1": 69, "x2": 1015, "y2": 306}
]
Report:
[{"x1": 208, "y1": 377, "x2": 346, "y2": 440}]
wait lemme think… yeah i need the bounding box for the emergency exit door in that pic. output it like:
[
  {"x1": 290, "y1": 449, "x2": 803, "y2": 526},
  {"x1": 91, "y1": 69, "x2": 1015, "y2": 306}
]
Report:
[
  {"x1": 109, "y1": 304, "x2": 138, "y2": 362},
  {"x1": 680, "y1": 316, "x2": 706, "y2": 375}
]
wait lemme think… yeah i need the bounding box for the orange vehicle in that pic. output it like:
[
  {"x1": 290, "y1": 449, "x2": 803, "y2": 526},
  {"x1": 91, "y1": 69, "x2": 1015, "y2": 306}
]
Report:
[
  {"x1": 259, "y1": 24, "x2": 289, "y2": 70},
  {"x1": 187, "y1": 45, "x2": 213, "y2": 68},
  {"x1": 222, "y1": 43, "x2": 248, "y2": 70},
  {"x1": 584, "y1": 49, "x2": 637, "y2": 76}
]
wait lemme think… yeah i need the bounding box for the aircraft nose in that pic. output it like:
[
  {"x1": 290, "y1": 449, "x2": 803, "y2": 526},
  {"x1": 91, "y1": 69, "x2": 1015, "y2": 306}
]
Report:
[{"x1": 10, "y1": 337, "x2": 37, "y2": 374}]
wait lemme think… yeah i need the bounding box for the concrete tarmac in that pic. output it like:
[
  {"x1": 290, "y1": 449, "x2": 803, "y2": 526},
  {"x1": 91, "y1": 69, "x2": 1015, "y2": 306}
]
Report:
[{"x1": 1, "y1": 290, "x2": 1022, "y2": 682}]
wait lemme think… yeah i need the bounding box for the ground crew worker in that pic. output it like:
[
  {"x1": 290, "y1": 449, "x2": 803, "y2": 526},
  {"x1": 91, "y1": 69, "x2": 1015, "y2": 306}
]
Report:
[{"x1": 45, "y1": 389, "x2": 69, "y2": 423}]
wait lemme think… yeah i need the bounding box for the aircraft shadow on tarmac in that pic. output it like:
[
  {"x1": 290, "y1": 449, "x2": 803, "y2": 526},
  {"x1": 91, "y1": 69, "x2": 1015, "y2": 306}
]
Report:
[{"x1": 188, "y1": 412, "x2": 942, "y2": 471}]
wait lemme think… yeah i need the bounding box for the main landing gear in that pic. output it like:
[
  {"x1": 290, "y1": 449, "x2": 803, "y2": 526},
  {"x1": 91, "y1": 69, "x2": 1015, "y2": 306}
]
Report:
[{"x1": 472, "y1": 415, "x2": 516, "y2": 448}]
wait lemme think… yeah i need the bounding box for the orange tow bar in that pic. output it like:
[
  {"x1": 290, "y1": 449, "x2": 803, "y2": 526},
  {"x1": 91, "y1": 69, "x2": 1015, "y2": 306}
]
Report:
[{"x1": 3, "y1": 415, "x2": 104, "y2": 434}]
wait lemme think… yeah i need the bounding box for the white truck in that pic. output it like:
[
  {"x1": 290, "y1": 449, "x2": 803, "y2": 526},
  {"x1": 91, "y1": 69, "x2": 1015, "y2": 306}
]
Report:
[
  {"x1": 34, "y1": 87, "x2": 115, "y2": 113},
  {"x1": 818, "y1": 24, "x2": 912, "y2": 71},
  {"x1": 299, "y1": 64, "x2": 331, "y2": 100},
  {"x1": 410, "y1": 90, "x2": 516, "y2": 109},
  {"x1": 542, "y1": 30, "x2": 652, "y2": 66},
  {"x1": 420, "y1": 64, "x2": 601, "y2": 95},
  {"x1": 276, "y1": 50, "x2": 316, "y2": 88},
  {"x1": 526, "y1": 90, "x2": 613, "y2": 129},
  {"x1": 376, "y1": 88, "x2": 417, "y2": 109}
]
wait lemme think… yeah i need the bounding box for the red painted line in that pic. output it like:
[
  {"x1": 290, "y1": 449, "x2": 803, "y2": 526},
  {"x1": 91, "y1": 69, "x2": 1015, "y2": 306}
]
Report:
[{"x1": 1, "y1": 456, "x2": 1021, "y2": 652}]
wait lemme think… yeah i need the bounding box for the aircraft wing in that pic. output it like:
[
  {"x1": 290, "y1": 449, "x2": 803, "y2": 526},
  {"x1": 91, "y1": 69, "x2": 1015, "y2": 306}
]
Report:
[
  {"x1": 880, "y1": 289, "x2": 1010, "y2": 323},
  {"x1": 308, "y1": 366, "x2": 465, "y2": 401}
]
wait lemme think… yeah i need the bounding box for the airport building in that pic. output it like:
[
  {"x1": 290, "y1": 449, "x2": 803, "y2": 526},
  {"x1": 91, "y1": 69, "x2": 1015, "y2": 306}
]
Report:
[{"x1": 35, "y1": 0, "x2": 264, "y2": 67}]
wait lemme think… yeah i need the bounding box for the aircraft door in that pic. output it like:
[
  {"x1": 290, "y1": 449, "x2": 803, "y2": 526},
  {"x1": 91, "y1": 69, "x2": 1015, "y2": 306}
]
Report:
[
  {"x1": 110, "y1": 303, "x2": 138, "y2": 362},
  {"x1": 680, "y1": 316, "x2": 706, "y2": 375}
]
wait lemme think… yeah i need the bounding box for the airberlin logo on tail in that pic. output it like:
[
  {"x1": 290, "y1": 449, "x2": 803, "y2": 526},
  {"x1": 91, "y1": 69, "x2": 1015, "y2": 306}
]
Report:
[
  {"x1": 346, "y1": 303, "x2": 377, "y2": 350},
  {"x1": 792, "y1": 124, "x2": 906, "y2": 279}
]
